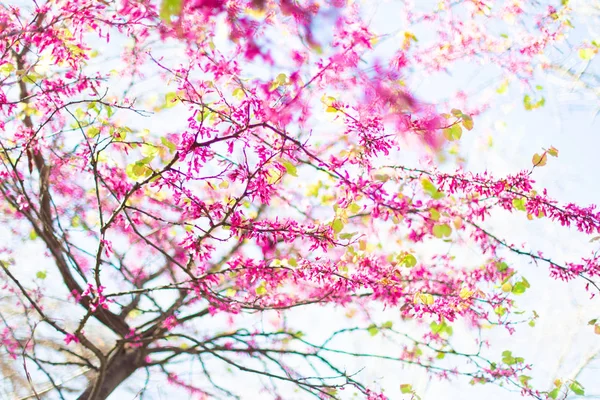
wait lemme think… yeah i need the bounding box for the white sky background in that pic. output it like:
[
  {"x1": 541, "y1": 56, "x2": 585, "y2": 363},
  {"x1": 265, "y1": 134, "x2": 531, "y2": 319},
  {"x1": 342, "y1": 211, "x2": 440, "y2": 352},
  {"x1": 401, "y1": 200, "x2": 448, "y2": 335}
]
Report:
[{"x1": 3, "y1": 0, "x2": 600, "y2": 399}]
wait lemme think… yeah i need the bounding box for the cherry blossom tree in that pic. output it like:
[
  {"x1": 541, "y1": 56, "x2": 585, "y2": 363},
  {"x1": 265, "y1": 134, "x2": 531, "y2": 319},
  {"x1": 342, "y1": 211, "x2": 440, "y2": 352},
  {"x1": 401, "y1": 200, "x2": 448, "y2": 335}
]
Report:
[{"x1": 0, "y1": 0, "x2": 598, "y2": 399}]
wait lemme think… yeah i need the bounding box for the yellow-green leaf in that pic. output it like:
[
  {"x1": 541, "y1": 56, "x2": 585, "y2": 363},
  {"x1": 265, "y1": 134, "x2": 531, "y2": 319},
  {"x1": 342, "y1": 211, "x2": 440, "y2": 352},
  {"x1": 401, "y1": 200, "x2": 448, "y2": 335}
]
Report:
[
  {"x1": 255, "y1": 283, "x2": 267, "y2": 295},
  {"x1": 512, "y1": 198, "x2": 526, "y2": 211},
  {"x1": 579, "y1": 48, "x2": 596, "y2": 60},
  {"x1": 432, "y1": 223, "x2": 452, "y2": 238},
  {"x1": 401, "y1": 253, "x2": 417, "y2": 268},
  {"x1": 161, "y1": 136, "x2": 177, "y2": 153},
  {"x1": 496, "y1": 80, "x2": 509, "y2": 94},
  {"x1": 569, "y1": 381, "x2": 585, "y2": 396},
  {"x1": 159, "y1": 0, "x2": 183, "y2": 23},
  {"x1": 140, "y1": 144, "x2": 158, "y2": 158},
  {"x1": 332, "y1": 219, "x2": 344, "y2": 233},
  {"x1": 164, "y1": 92, "x2": 180, "y2": 108},
  {"x1": 462, "y1": 115, "x2": 474, "y2": 131},
  {"x1": 281, "y1": 161, "x2": 298, "y2": 177},
  {"x1": 232, "y1": 88, "x2": 244, "y2": 99},
  {"x1": 547, "y1": 146, "x2": 559, "y2": 157},
  {"x1": 443, "y1": 124, "x2": 462, "y2": 141}
]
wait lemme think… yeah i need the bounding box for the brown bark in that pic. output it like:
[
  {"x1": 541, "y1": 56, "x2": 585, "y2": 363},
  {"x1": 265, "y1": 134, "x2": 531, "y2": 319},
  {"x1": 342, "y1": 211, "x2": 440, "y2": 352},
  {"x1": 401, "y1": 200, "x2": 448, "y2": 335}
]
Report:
[{"x1": 77, "y1": 348, "x2": 142, "y2": 400}]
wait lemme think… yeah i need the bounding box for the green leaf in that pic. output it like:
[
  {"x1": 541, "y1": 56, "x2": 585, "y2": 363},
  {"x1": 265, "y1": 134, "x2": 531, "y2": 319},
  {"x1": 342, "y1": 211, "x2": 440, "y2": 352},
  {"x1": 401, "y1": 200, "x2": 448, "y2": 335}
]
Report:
[
  {"x1": 232, "y1": 88, "x2": 244, "y2": 99},
  {"x1": 255, "y1": 283, "x2": 267, "y2": 296},
  {"x1": 381, "y1": 321, "x2": 393, "y2": 329},
  {"x1": 443, "y1": 124, "x2": 462, "y2": 141},
  {"x1": 331, "y1": 219, "x2": 344, "y2": 234},
  {"x1": 138, "y1": 156, "x2": 154, "y2": 165},
  {"x1": 140, "y1": 144, "x2": 158, "y2": 158},
  {"x1": 281, "y1": 161, "x2": 298, "y2": 177},
  {"x1": 569, "y1": 381, "x2": 585, "y2": 396},
  {"x1": 401, "y1": 253, "x2": 417, "y2": 268},
  {"x1": 126, "y1": 164, "x2": 138, "y2": 180},
  {"x1": 164, "y1": 92, "x2": 180, "y2": 108},
  {"x1": 524, "y1": 94, "x2": 545, "y2": 111},
  {"x1": 86, "y1": 126, "x2": 100, "y2": 138},
  {"x1": 0, "y1": 63, "x2": 15, "y2": 75},
  {"x1": 159, "y1": 0, "x2": 183, "y2": 23},
  {"x1": 502, "y1": 350, "x2": 516, "y2": 365},
  {"x1": 519, "y1": 375, "x2": 531, "y2": 387},
  {"x1": 36, "y1": 270, "x2": 47, "y2": 280},
  {"x1": 400, "y1": 384, "x2": 413, "y2": 394},
  {"x1": 578, "y1": 48, "x2": 595, "y2": 60},
  {"x1": 349, "y1": 202, "x2": 361, "y2": 214},
  {"x1": 161, "y1": 136, "x2": 177, "y2": 153},
  {"x1": 104, "y1": 105, "x2": 115, "y2": 118},
  {"x1": 71, "y1": 215, "x2": 81, "y2": 227},
  {"x1": 512, "y1": 282, "x2": 528, "y2": 295},
  {"x1": 432, "y1": 224, "x2": 452, "y2": 238},
  {"x1": 495, "y1": 306, "x2": 506, "y2": 316},
  {"x1": 420, "y1": 293, "x2": 434, "y2": 305},
  {"x1": 74, "y1": 107, "x2": 86, "y2": 121},
  {"x1": 430, "y1": 320, "x2": 452, "y2": 336},
  {"x1": 367, "y1": 324, "x2": 379, "y2": 336},
  {"x1": 496, "y1": 80, "x2": 509, "y2": 94},
  {"x1": 496, "y1": 261, "x2": 509, "y2": 272},
  {"x1": 512, "y1": 198, "x2": 527, "y2": 211},
  {"x1": 421, "y1": 178, "x2": 445, "y2": 199},
  {"x1": 548, "y1": 388, "x2": 559, "y2": 399},
  {"x1": 339, "y1": 232, "x2": 358, "y2": 240},
  {"x1": 270, "y1": 73, "x2": 288, "y2": 91},
  {"x1": 462, "y1": 115, "x2": 474, "y2": 131},
  {"x1": 421, "y1": 178, "x2": 436, "y2": 193}
]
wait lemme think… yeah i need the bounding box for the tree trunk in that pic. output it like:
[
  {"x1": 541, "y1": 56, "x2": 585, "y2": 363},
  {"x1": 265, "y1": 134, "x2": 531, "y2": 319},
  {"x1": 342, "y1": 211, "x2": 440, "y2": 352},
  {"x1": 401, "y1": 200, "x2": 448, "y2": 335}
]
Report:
[{"x1": 77, "y1": 348, "x2": 141, "y2": 400}]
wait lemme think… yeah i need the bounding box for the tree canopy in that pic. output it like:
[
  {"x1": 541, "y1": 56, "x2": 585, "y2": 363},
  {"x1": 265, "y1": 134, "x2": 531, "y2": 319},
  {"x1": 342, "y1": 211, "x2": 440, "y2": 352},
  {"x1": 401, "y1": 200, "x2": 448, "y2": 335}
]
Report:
[{"x1": 0, "y1": 0, "x2": 599, "y2": 399}]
